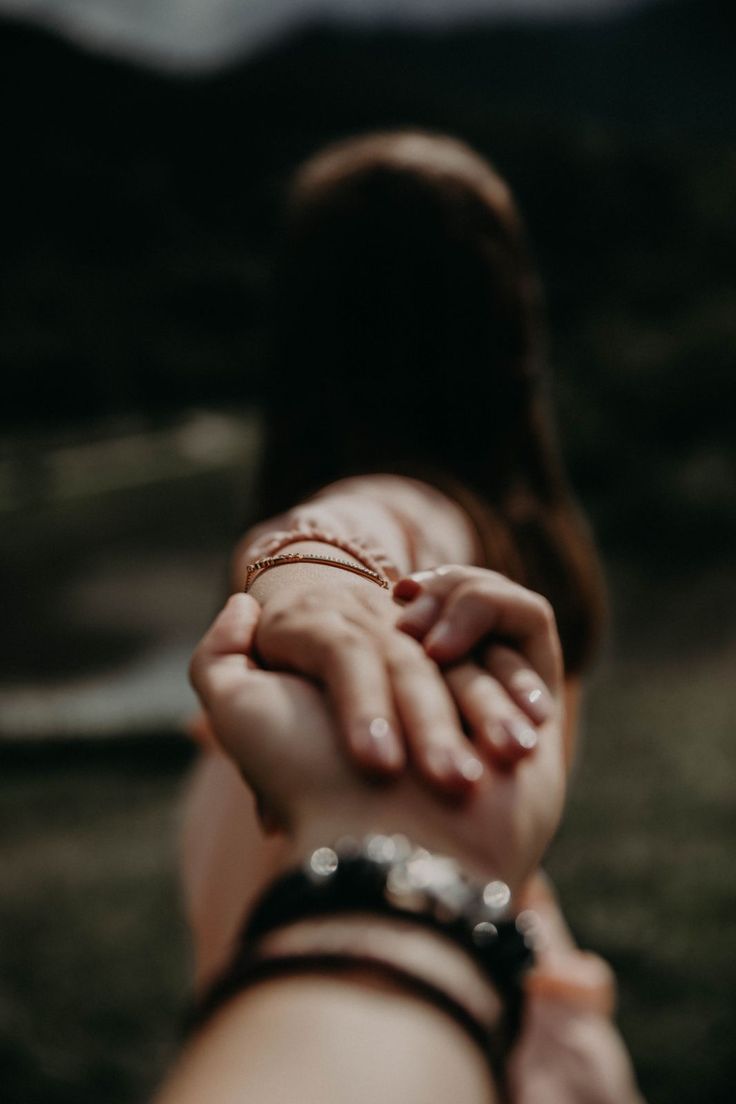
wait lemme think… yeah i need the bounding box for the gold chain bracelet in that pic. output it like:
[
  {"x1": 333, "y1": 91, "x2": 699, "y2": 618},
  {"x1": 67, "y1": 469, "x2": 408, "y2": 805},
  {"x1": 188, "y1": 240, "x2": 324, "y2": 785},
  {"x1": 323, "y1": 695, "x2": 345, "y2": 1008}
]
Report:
[
  {"x1": 245, "y1": 525, "x2": 399, "y2": 583},
  {"x1": 243, "y1": 552, "x2": 390, "y2": 592}
]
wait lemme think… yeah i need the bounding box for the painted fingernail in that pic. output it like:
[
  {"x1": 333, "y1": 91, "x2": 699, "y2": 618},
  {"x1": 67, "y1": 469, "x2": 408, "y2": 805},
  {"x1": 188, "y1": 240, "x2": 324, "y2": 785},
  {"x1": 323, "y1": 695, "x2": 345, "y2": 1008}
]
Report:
[
  {"x1": 505, "y1": 717, "x2": 538, "y2": 752},
  {"x1": 394, "y1": 571, "x2": 435, "y2": 601},
  {"x1": 394, "y1": 578, "x2": 421, "y2": 601}
]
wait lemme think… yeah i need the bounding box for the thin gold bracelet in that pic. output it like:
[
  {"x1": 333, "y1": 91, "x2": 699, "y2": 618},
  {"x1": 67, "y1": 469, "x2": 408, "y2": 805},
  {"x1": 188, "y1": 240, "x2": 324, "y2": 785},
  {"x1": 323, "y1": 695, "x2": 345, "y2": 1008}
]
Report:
[
  {"x1": 245, "y1": 525, "x2": 399, "y2": 583},
  {"x1": 243, "y1": 552, "x2": 390, "y2": 592}
]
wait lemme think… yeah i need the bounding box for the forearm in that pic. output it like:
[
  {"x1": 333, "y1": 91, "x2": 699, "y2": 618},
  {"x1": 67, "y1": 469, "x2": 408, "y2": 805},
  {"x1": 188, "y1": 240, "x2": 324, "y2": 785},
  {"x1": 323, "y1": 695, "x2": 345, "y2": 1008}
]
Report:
[{"x1": 156, "y1": 971, "x2": 497, "y2": 1104}]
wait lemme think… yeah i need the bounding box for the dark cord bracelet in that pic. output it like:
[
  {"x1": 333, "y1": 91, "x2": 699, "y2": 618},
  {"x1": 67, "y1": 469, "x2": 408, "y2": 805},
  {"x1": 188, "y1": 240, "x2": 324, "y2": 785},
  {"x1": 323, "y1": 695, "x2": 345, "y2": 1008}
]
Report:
[
  {"x1": 242, "y1": 836, "x2": 533, "y2": 1040},
  {"x1": 190, "y1": 835, "x2": 535, "y2": 1095},
  {"x1": 190, "y1": 951, "x2": 503, "y2": 1077}
]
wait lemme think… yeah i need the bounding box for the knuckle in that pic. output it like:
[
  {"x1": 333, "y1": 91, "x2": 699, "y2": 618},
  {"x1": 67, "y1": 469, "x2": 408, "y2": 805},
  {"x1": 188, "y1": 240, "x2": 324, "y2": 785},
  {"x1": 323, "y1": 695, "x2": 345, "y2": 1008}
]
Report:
[
  {"x1": 299, "y1": 592, "x2": 326, "y2": 615},
  {"x1": 325, "y1": 623, "x2": 366, "y2": 656},
  {"x1": 264, "y1": 602, "x2": 296, "y2": 633},
  {"x1": 434, "y1": 564, "x2": 465, "y2": 582},
  {"x1": 485, "y1": 569, "x2": 510, "y2": 587},
  {"x1": 455, "y1": 578, "x2": 481, "y2": 601},
  {"x1": 533, "y1": 594, "x2": 556, "y2": 629},
  {"x1": 289, "y1": 592, "x2": 325, "y2": 617},
  {"x1": 456, "y1": 576, "x2": 502, "y2": 607},
  {"x1": 468, "y1": 677, "x2": 503, "y2": 712},
  {"x1": 385, "y1": 631, "x2": 427, "y2": 671},
  {"x1": 444, "y1": 580, "x2": 485, "y2": 618},
  {"x1": 353, "y1": 587, "x2": 388, "y2": 615}
]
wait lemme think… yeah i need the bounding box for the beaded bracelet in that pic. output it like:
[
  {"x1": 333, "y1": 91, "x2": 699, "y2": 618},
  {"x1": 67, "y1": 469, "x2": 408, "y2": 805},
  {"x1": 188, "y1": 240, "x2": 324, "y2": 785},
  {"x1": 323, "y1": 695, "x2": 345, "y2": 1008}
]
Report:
[
  {"x1": 243, "y1": 835, "x2": 534, "y2": 1023},
  {"x1": 193, "y1": 834, "x2": 535, "y2": 1087}
]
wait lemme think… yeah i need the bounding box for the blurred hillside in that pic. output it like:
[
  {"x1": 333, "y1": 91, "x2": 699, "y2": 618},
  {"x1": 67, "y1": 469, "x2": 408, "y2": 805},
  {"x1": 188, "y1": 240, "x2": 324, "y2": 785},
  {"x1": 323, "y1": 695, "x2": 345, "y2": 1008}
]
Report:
[{"x1": 1, "y1": 0, "x2": 735, "y2": 570}]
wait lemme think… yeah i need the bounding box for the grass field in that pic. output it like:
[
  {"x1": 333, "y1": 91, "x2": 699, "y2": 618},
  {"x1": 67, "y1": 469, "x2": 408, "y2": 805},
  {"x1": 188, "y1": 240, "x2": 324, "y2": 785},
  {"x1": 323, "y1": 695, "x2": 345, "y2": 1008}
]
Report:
[{"x1": 1, "y1": 561, "x2": 734, "y2": 1104}]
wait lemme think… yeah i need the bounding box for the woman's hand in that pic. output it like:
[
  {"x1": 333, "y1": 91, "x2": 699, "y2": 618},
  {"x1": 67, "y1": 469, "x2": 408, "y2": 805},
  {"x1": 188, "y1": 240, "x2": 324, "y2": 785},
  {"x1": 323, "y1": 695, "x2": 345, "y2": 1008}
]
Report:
[
  {"x1": 250, "y1": 553, "x2": 564, "y2": 793},
  {"x1": 395, "y1": 567, "x2": 563, "y2": 767},
  {"x1": 252, "y1": 566, "x2": 487, "y2": 795},
  {"x1": 189, "y1": 593, "x2": 566, "y2": 891}
]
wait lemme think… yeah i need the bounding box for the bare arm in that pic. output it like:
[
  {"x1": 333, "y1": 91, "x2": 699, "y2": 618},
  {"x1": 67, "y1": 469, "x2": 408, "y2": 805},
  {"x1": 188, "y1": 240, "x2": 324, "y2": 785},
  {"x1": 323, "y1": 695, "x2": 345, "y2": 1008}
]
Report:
[
  {"x1": 155, "y1": 970, "x2": 497, "y2": 1104},
  {"x1": 164, "y1": 585, "x2": 553, "y2": 1104}
]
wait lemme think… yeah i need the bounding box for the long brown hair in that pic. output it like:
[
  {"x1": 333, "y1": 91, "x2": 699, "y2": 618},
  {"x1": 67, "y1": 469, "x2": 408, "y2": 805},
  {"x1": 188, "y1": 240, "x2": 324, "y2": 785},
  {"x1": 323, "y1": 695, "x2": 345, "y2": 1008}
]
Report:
[{"x1": 260, "y1": 131, "x2": 605, "y2": 674}]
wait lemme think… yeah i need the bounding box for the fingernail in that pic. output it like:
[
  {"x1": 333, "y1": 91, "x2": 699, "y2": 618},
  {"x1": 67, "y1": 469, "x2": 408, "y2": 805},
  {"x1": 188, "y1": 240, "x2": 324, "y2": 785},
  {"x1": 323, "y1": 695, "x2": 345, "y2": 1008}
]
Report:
[
  {"x1": 505, "y1": 717, "x2": 538, "y2": 752},
  {"x1": 485, "y1": 722, "x2": 510, "y2": 753},
  {"x1": 483, "y1": 722, "x2": 519, "y2": 768},
  {"x1": 458, "y1": 753, "x2": 484, "y2": 782},
  {"x1": 424, "y1": 620, "x2": 453, "y2": 653},
  {"x1": 361, "y1": 717, "x2": 403, "y2": 770},
  {"x1": 426, "y1": 747, "x2": 455, "y2": 781},
  {"x1": 427, "y1": 748, "x2": 483, "y2": 786},
  {"x1": 394, "y1": 572, "x2": 434, "y2": 601},
  {"x1": 514, "y1": 681, "x2": 553, "y2": 723},
  {"x1": 394, "y1": 578, "x2": 421, "y2": 601}
]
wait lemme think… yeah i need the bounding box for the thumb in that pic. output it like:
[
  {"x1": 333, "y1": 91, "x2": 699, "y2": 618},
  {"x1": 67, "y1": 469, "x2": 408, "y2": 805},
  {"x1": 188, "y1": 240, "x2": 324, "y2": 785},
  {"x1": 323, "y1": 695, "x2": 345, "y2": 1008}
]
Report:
[{"x1": 189, "y1": 593, "x2": 262, "y2": 706}]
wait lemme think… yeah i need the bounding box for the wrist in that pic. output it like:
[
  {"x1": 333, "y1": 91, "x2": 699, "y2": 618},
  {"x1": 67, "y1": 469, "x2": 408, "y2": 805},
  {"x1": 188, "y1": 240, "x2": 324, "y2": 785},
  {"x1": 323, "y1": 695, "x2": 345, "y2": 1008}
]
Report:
[
  {"x1": 256, "y1": 913, "x2": 503, "y2": 1032},
  {"x1": 247, "y1": 542, "x2": 391, "y2": 604},
  {"x1": 283, "y1": 771, "x2": 532, "y2": 894},
  {"x1": 193, "y1": 832, "x2": 533, "y2": 1092}
]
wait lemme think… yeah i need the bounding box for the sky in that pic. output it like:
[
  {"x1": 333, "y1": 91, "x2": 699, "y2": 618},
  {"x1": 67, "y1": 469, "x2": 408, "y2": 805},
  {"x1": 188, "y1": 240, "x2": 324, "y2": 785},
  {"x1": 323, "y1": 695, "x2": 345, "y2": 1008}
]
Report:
[{"x1": 0, "y1": 0, "x2": 657, "y2": 70}]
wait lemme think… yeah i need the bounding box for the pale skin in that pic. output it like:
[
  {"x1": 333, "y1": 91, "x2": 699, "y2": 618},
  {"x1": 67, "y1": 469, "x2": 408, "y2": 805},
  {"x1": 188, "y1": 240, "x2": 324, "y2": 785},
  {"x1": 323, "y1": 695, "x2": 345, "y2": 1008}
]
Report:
[
  {"x1": 169, "y1": 579, "x2": 643, "y2": 1104},
  {"x1": 188, "y1": 590, "x2": 566, "y2": 885},
  {"x1": 250, "y1": 550, "x2": 562, "y2": 787},
  {"x1": 158, "y1": 580, "x2": 568, "y2": 1104},
  {"x1": 167, "y1": 476, "x2": 594, "y2": 1104},
  {"x1": 183, "y1": 478, "x2": 582, "y2": 988},
  {"x1": 156, "y1": 975, "x2": 498, "y2": 1104}
]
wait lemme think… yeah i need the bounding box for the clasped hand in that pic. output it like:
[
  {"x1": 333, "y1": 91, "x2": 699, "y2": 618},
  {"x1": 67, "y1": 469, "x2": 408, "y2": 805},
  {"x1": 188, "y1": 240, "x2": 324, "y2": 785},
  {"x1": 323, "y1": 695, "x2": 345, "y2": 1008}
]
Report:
[
  {"x1": 190, "y1": 566, "x2": 567, "y2": 889},
  {"x1": 252, "y1": 564, "x2": 563, "y2": 792}
]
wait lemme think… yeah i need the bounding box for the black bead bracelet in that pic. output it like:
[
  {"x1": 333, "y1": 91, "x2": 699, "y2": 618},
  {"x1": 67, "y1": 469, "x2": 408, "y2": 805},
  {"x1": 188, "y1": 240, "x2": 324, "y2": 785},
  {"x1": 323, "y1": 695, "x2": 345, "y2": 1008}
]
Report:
[
  {"x1": 190, "y1": 834, "x2": 537, "y2": 1100},
  {"x1": 241, "y1": 835, "x2": 534, "y2": 1040}
]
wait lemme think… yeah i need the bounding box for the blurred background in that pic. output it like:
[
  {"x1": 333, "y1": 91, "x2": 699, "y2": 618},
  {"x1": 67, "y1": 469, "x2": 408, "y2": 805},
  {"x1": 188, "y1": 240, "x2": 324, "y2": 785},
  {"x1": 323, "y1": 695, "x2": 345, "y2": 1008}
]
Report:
[{"x1": 0, "y1": 0, "x2": 734, "y2": 1100}]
